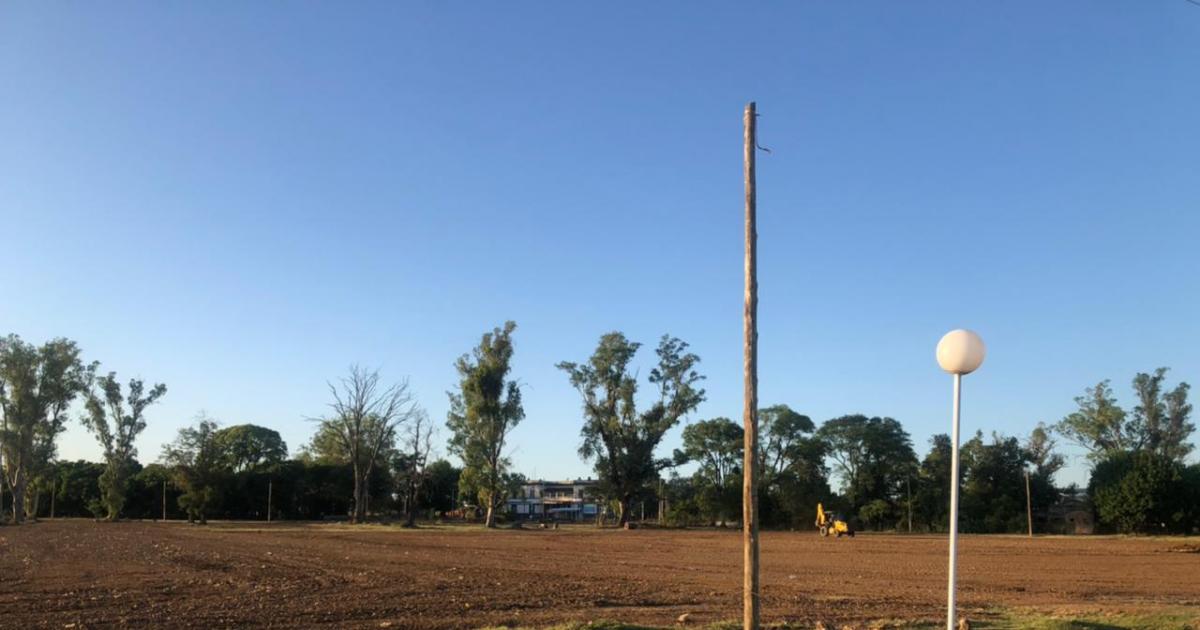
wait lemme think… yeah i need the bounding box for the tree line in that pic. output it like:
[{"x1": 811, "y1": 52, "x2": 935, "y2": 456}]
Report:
[{"x1": 2, "y1": 328, "x2": 1196, "y2": 534}]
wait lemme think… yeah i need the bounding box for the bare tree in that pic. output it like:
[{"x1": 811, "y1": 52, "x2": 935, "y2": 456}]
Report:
[
  {"x1": 396, "y1": 410, "x2": 435, "y2": 527},
  {"x1": 320, "y1": 365, "x2": 418, "y2": 524}
]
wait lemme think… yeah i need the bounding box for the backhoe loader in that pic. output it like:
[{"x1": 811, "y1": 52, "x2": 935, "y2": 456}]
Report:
[{"x1": 815, "y1": 503, "x2": 854, "y2": 538}]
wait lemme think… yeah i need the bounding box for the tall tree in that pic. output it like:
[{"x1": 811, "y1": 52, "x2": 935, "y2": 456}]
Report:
[
  {"x1": 213, "y1": 424, "x2": 288, "y2": 472},
  {"x1": 1024, "y1": 422, "x2": 1064, "y2": 530},
  {"x1": 319, "y1": 365, "x2": 417, "y2": 524},
  {"x1": 81, "y1": 373, "x2": 166, "y2": 521},
  {"x1": 914, "y1": 434, "x2": 953, "y2": 531},
  {"x1": 396, "y1": 410, "x2": 434, "y2": 527},
  {"x1": 0, "y1": 335, "x2": 91, "y2": 523},
  {"x1": 1057, "y1": 371, "x2": 1193, "y2": 462},
  {"x1": 673, "y1": 417, "x2": 742, "y2": 523},
  {"x1": 558, "y1": 332, "x2": 705, "y2": 527},
  {"x1": 675, "y1": 417, "x2": 743, "y2": 490},
  {"x1": 959, "y1": 431, "x2": 1029, "y2": 532},
  {"x1": 447, "y1": 321, "x2": 524, "y2": 528},
  {"x1": 162, "y1": 414, "x2": 226, "y2": 524},
  {"x1": 755, "y1": 405, "x2": 827, "y2": 527},
  {"x1": 757, "y1": 405, "x2": 822, "y2": 483},
  {"x1": 1055, "y1": 379, "x2": 1133, "y2": 458},
  {"x1": 817, "y1": 414, "x2": 917, "y2": 521},
  {"x1": 1131, "y1": 368, "x2": 1193, "y2": 461},
  {"x1": 1162, "y1": 381, "x2": 1194, "y2": 462},
  {"x1": 1132, "y1": 368, "x2": 1168, "y2": 452}
]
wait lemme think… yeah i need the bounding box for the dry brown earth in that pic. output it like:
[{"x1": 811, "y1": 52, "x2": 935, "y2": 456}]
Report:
[{"x1": 1, "y1": 520, "x2": 1197, "y2": 628}]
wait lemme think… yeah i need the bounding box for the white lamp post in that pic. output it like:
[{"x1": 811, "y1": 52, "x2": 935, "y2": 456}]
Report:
[{"x1": 935, "y1": 329, "x2": 986, "y2": 630}]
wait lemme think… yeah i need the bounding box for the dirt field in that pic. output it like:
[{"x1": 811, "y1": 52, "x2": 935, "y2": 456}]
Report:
[{"x1": 1, "y1": 520, "x2": 1197, "y2": 629}]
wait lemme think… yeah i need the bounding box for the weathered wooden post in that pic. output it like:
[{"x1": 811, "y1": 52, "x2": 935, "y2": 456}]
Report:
[{"x1": 742, "y1": 101, "x2": 761, "y2": 630}]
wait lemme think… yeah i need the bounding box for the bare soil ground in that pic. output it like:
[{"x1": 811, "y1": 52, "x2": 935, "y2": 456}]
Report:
[{"x1": 1, "y1": 520, "x2": 1197, "y2": 629}]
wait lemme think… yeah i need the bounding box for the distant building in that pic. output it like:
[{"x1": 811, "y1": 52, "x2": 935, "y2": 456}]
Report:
[
  {"x1": 1046, "y1": 488, "x2": 1095, "y2": 534},
  {"x1": 507, "y1": 479, "x2": 600, "y2": 522}
]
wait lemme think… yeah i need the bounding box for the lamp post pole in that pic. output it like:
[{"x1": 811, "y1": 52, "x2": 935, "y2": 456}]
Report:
[
  {"x1": 936, "y1": 329, "x2": 986, "y2": 630},
  {"x1": 946, "y1": 372, "x2": 962, "y2": 630},
  {"x1": 1025, "y1": 471, "x2": 1033, "y2": 538}
]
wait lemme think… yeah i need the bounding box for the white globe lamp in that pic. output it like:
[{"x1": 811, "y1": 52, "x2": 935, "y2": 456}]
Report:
[{"x1": 936, "y1": 329, "x2": 986, "y2": 375}]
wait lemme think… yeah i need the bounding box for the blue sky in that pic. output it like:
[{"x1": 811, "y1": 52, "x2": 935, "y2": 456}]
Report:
[{"x1": 2, "y1": 2, "x2": 1197, "y2": 488}]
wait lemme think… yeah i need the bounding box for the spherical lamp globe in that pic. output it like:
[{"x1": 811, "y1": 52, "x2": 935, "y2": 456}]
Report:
[{"x1": 936, "y1": 329, "x2": 986, "y2": 375}]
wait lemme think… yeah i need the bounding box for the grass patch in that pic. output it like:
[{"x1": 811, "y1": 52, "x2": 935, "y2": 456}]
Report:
[
  {"x1": 973, "y1": 609, "x2": 1199, "y2": 629},
  {"x1": 476, "y1": 610, "x2": 1200, "y2": 630}
]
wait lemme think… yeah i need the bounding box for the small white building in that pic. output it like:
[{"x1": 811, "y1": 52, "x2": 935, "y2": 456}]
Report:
[{"x1": 507, "y1": 479, "x2": 600, "y2": 522}]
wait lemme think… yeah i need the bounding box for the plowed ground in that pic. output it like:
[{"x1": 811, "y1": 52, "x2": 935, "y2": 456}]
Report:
[{"x1": 1, "y1": 520, "x2": 1197, "y2": 628}]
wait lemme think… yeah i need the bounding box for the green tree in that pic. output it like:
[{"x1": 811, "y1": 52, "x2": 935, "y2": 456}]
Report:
[
  {"x1": 213, "y1": 424, "x2": 288, "y2": 472},
  {"x1": 447, "y1": 321, "x2": 525, "y2": 528},
  {"x1": 317, "y1": 365, "x2": 418, "y2": 523},
  {"x1": 858, "y1": 498, "x2": 890, "y2": 529},
  {"x1": 47, "y1": 460, "x2": 106, "y2": 518},
  {"x1": 757, "y1": 405, "x2": 817, "y2": 482},
  {"x1": 1055, "y1": 380, "x2": 1131, "y2": 459},
  {"x1": 817, "y1": 414, "x2": 917, "y2": 526},
  {"x1": 421, "y1": 459, "x2": 461, "y2": 514},
  {"x1": 1056, "y1": 371, "x2": 1193, "y2": 462},
  {"x1": 1131, "y1": 368, "x2": 1193, "y2": 462},
  {"x1": 0, "y1": 335, "x2": 92, "y2": 523},
  {"x1": 960, "y1": 431, "x2": 1028, "y2": 532},
  {"x1": 673, "y1": 417, "x2": 742, "y2": 524},
  {"x1": 558, "y1": 332, "x2": 705, "y2": 527},
  {"x1": 1162, "y1": 382, "x2": 1194, "y2": 462},
  {"x1": 756, "y1": 405, "x2": 828, "y2": 527},
  {"x1": 914, "y1": 434, "x2": 952, "y2": 532},
  {"x1": 1024, "y1": 423, "x2": 1064, "y2": 530},
  {"x1": 128, "y1": 463, "x2": 173, "y2": 520},
  {"x1": 81, "y1": 372, "x2": 166, "y2": 521},
  {"x1": 298, "y1": 421, "x2": 354, "y2": 465},
  {"x1": 1090, "y1": 450, "x2": 1192, "y2": 534},
  {"x1": 662, "y1": 473, "x2": 703, "y2": 526},
  {"x1": 163, "y1": 414, "x2": 226, "y2": 524}
]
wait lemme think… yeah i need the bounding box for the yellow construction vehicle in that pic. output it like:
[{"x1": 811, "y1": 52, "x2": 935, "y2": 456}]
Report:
[{"x1": 815, "y1": 503, "x2": 854, "y2": 538}]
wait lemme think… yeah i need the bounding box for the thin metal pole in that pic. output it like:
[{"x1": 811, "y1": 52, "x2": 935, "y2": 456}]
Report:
[
  {"x1": 741, "y1": 100, "x2": 760, "y2": 630},
  {"x1": 947, "y1": 373, "x2": 962, "y2": 630},
  {"x1": 162, "y1": 479, "x2": 167, "y2": 521},
  {"x1": 1025, "y1": 471, "x2": 1033, "y2": 538},
  {"x1": 268, "y1": 480, "x2": 273, "y2": 523}
]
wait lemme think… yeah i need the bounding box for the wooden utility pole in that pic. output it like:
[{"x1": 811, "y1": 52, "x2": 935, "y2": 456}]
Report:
[
  {"x1": 268, "y1": 480, "x2": 273, "y2": 523},
  {"x1": 1025, "y1": 471, "x2": 1033, "y2": 538},
  {"x1": 742, "y1": 101, "x2": 760, "y2": 630},
  {"x1": 162, "y1": 479, "x2": 167, "y2": 521}
]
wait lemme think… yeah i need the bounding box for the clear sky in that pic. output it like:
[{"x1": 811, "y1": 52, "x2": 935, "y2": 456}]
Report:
[{"x1": 2, "y1": 2, "x2": 1197, "y2": 488}]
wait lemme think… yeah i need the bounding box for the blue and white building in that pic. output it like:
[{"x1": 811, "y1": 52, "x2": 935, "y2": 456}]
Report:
[{"x1": 506, "y1": 478, "x2": 600, "y2": 522}]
